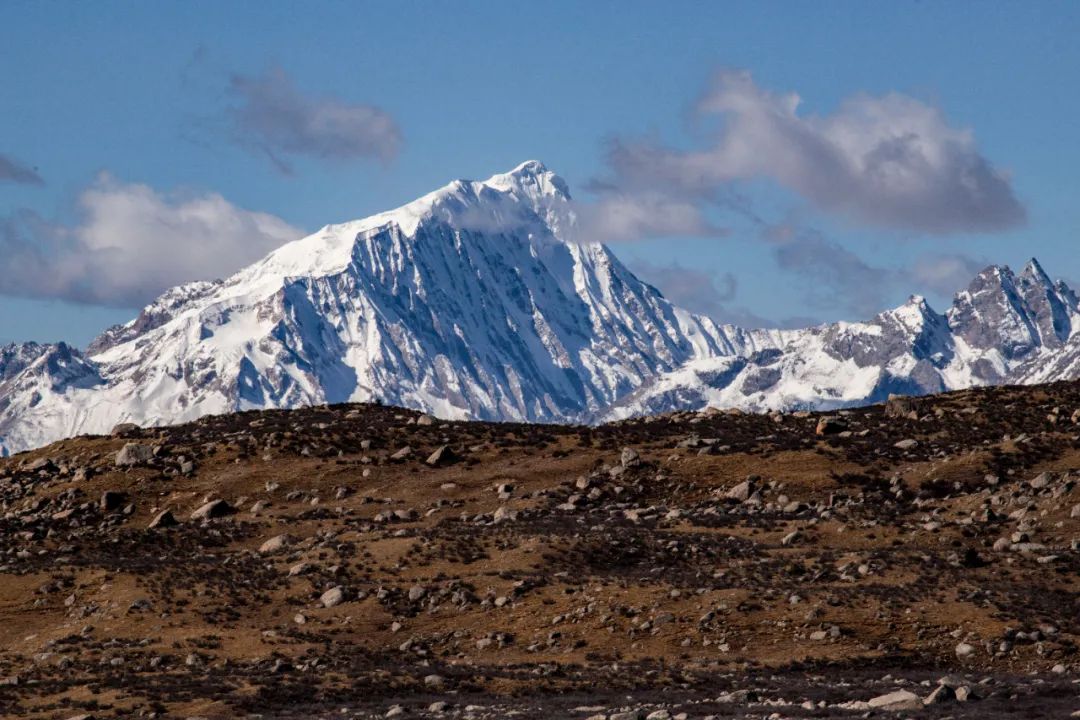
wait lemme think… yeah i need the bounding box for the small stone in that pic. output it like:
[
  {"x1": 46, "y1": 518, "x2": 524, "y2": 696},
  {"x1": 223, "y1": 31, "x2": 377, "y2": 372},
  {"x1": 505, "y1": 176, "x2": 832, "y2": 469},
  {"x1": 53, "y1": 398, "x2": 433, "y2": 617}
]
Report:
[
  {"x1": 955, "y1": 642, "x2": 976, "y2": 659},
  {"x1": 493, "y1": 506, "x2": 517, "y2": 523}
]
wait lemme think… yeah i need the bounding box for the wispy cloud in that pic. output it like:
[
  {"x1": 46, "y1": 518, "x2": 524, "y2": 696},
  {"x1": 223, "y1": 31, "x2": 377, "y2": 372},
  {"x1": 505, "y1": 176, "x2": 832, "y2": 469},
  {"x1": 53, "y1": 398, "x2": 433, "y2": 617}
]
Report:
[
  {"x1": 603, "y1": 69, "x2": 1025, "y2": 235},
  {"x1": 760, "y1": 224, "x2": 994, "y2": 317},
  {"x1": 571, "y1": 190, "x2": 728, "y2": 244},
  {"x1": 227, "y1": 67, "x2": 402, "y2": 175},
  {"x1": 629, "y1": 259, "x2": 735, "y2": 314},
  {"x1": 0, "y1": 153, "x2": 44, "y2": 186},
  {"x1": 761, "y1": 225, "x2": 894, "y2": 315},
  {"x1": 0, "y1": 175, "x2": 302, "y2": 307},
  {"x1": 627, "y1": 258, "x2": 814, "y2": 328},
  {"x1": 905, "y1": 252, "x2": 989, "y2": 297}
]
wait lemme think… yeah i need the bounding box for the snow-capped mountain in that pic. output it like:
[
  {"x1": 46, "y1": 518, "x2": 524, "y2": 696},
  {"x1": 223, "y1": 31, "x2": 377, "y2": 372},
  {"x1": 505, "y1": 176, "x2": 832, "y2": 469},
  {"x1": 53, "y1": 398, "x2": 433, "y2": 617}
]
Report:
[
  {"x1": 601, "y1": 259, "x2": 1080, "y2": 420},
  {"x1": 1, "y1": 161, "x2": 1079, "y2": 453},
  {"x1": 0, "y1": 162, "x2": 774, "y2": 452}
]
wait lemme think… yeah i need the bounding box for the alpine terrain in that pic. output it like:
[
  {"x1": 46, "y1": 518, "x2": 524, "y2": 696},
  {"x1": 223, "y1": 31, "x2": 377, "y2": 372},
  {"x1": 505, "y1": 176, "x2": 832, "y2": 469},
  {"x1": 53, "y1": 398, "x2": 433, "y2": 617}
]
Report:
[{"x1": 1, "y1": 161, "x2": 1079, "y2": 453}]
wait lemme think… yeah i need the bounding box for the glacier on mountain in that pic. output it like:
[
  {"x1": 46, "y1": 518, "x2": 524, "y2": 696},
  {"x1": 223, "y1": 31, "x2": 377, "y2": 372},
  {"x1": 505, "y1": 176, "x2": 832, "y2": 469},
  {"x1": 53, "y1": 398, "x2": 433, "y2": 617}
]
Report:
[{"x1": 1, "y1": 161, "x2": 1079, "y2": 453}]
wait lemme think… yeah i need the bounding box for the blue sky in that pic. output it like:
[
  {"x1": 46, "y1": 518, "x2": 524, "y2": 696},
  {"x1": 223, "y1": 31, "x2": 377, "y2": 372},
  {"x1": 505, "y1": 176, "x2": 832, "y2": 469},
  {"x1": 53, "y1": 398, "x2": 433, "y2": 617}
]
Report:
[{"x1": 2, "y1": 1, "x2": 1079, "y2": 345}]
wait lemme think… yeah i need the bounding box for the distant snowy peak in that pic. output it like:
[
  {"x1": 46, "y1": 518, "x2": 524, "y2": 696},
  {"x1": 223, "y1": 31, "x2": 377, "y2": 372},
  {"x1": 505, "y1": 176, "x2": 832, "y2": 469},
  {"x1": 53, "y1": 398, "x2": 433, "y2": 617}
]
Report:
[
  {"x1": 947, "y1": 259, "x2": 1079, "y2": 380},
  {"x1": 604, "y1": 259, "x2": 1080, "y2": 422}
]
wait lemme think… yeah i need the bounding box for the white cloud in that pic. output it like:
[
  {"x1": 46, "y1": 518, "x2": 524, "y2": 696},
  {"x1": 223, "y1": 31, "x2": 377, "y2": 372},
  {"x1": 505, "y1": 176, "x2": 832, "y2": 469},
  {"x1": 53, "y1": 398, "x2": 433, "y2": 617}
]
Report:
[
  {"x1": 0, "y1": 174, "x2": 302, "y2": 307},
  {"x1": 570, "y1": 191, "x2": 727, "y2": 244},
  {"x1": 606, "y1": 70, "x2": 1025, "y2": 235}
]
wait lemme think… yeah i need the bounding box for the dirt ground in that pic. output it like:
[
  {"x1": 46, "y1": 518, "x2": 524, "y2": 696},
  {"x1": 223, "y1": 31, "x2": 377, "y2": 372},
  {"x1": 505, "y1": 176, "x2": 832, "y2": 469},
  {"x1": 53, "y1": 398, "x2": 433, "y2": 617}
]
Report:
[{"x1": 0, "y1": 382, "x2": 1077, "y2": 718}]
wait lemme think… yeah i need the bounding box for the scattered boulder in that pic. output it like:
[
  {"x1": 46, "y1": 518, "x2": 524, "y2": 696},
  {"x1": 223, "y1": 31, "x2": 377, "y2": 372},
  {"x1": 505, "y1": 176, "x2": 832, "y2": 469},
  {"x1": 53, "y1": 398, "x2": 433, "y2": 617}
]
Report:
[
  {"x1": 320, "y1": 586, "x2": 345, "y2": 608},
  {"x1": 148, "y1": 509, "x2": 178, "y2": 529},
  {"x1": 426, "y1": 445, "x2": 460, "y2": 467},
  {"x1": 25, "y1": 457, "x2": 55, "y2": 473},
  {"x1": 110, "y1": 422, "x2": 139, "y2": 437},
  {"x1": 99, "y1": 490, "x2": 126, "y2": 513},
  {"x1": 884, "y1": 394, "x2": 922, "y2": 420},
  {"x1": 867, "y1": 689, "x2": 922, "y2": 710},
  {"x1": 115, "y1": 443, "x2": 155, "y2": 467},
  {"x1": 259, "y1": 534, "x2": 291, "y2": 554},
  {"x1": 815, "y1": 417, "x2": 847, "y2": 435},
  {"x1": 726, "y1": 477, "x2": 756, "y2": 502},
  {"x1": 190, "y1": 499, "x2": 235, "y2": 521}
]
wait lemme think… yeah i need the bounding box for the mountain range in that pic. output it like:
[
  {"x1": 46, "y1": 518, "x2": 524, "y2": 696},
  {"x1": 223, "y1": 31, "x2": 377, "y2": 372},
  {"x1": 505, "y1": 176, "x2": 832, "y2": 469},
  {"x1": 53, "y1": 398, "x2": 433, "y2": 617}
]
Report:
[{"x1": 2, "y1": 160, "x2": 1078, "y2": 453}]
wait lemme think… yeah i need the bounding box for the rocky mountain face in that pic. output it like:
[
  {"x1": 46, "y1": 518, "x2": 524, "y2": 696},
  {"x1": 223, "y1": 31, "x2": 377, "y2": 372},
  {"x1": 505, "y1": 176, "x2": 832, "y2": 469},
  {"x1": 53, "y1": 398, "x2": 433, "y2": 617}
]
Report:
[
  {"x1": 1, "y1": 162, "x2": 1079, "y2": 453},
  {"x1": 600, "y1": 260, "x2": 1080, "y2": 421}
]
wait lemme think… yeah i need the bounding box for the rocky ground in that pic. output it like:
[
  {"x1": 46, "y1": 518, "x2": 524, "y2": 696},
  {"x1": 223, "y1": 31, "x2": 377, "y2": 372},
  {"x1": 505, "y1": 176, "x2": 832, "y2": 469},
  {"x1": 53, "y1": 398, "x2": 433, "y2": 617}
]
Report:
[{"x1": 0, "y1": 383, "x2": 1078, "y2": 719}]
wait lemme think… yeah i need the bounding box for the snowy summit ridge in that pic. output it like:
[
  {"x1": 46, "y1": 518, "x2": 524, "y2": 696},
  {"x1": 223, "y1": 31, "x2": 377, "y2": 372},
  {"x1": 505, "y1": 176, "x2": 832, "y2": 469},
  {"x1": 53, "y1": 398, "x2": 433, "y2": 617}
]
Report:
[{"x1": 1, "y1": 163, "x2": 1079, "y2": 453}]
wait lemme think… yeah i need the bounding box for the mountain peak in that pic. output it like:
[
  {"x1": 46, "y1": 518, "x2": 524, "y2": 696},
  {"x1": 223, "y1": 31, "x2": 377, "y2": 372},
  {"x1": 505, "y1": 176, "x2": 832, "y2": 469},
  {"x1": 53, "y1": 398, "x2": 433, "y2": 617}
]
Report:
[
  {"x1": 482, "y1": 160, "x2": 571, "y2": 202},
  {"x1": 1020, "y1": 257, "x2": 1052, "y2": 286},
  {"x1": 510, "y1": 159, "x2": 549, "y2": 175}
]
